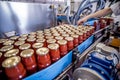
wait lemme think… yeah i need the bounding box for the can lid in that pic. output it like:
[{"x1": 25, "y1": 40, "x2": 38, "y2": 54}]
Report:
[
  {"x1": 19, "y1": 43, "x2": 31, "y2": 50},
  {"x1": 65, "y1": 37, "x2": 73, "y2": 41},
  {"x1": 0, "y1": 39, "x2": 8, "y2": 43},
  {"x1": 48, "y1": 43, "x2": 59, "y2": 50},
  {"x1": 10, "y1": 36, "x2": 19, "y2": 40},
  {"x1": 44, "y1": 33, "x2": 52, "y2": 36},
  {"x1": 27, "y1": 38, "x2": 36, "y2": 42},
  {"x1": 20, "y1": 49, "x2": 34, "y2": 58},
  {"x1": 76, "y1": 32, "x2": 83, "y2": 35},
  {"x1": 36, "y1": 47, "x2": 49, "y2": 55},
  {"x1": 4, "y1": 49, "x2": 19, "y2": 57},
  {"x1": 36, "y1": 30, "x2": 43, "y2": 33},
  {"x1": 20, "y1": 34, "x2": 28, "y2": 37},
  {"x1": 33, "y1": 43, "x2": 44, "y2": 48},
  {"x1": 71, "y1": 34, "x2": 79, "y2": 38},
  {"x1": 14, "y1": 40, "x2": 25, "y2": 46},
  {"x1": 2, "y1": 56, "x2": 21, "y2": 68},
  {"x1": 29, "y1": 32, "x2": 36, "y2": 35},
  {"x1": 45, "y1": 36, "x2": 54, "y2": 39},
  {"x1": 0, "y1": 52, "x2": 2, "y2": 57},
  {"x1": 18, "y1": 37, "x2": 27, "y2": 41},
  {"x1": 3, "y1": 40, "x2": 14, "y2": 46},
  {"x1": 44, "y1": 29, "x2": 50, "y2": 32},
  {"x1": 53, "y1": 33, "x2": 60, "y2": 36},
  {"x1": 0, "y1": 45, "x2": 14, "y2": 52},
  {"x1": 37, "y1": 35, "x2": 44, "y2": 39},
  {"x1": 28, "y1": 35, "x2": 36, "y2": 38},
  {"x1": 55, "y1": 36, "x2": 63, "y2": 40},
  {"x1": 62, "y1": 34, "x2": 69, "y2": 37},
  {"x1": 36, "y1": 39, "x2": 45, "y2": 43},
  {"x1": 57, "y1": 40, "x2": 67, "y2": 45},
  {"x1": 47, "y1": 39, "x2": 56, "y2": 44}
]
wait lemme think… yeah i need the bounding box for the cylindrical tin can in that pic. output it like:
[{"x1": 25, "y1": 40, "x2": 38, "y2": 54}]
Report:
[
  {"x1": 48, "y1": 43, "x2": 60, "y2": 62},
  {"x1": 4, "y1": 49, "x2": 19, "y2": 58},
  {"x1": 57, "y1": 40, "x2": 68, "y2": 56},
  {"x1": 36, "y1": 47, "x2": 51, "y2": 70},
  {"x1": 65, "y1": 37, "x2": 74, "y2": 51},
  {"x1": 20, "y1": 49, "x2": 37, "y2": 74},
  {"x1": 71, "y1": 34, "x2": 79, "y2": 47},
  {"x1": 14, "y1": 40, "x2": 25, "y2": 48},
  {"x1": 2, "y1": 56, "x2": 26, "y2": 80}
]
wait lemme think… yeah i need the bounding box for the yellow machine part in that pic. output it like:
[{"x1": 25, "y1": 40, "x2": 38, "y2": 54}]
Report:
[{"x1": 109, "y1": 38, "x2": 120, "y2": 48}]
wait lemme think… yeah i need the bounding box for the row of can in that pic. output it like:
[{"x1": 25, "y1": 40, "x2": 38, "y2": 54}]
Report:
[{"x1": 0, "y1": 24, "x2": 94, "y2": 80}]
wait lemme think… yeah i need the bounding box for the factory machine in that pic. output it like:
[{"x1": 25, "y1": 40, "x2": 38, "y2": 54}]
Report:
[{"x1": 0, "y1": 0, "x2": 120, "y2": 80}]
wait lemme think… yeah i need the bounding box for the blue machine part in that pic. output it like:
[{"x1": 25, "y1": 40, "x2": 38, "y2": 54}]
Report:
[
  {"x1": 86, "y1": 51, "x2": 115, "y2": 74},
  {"x1": 23, "y1": 35, "x2": 94, "y2": 80},
  {"x1": 78, "y1": 35, "x2": 94, "y2": 53},
  {"x1": 73, "y1": 49, "x2": 116, "y2": 80}
]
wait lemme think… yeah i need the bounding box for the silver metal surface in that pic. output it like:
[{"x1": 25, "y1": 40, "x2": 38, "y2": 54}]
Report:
[
  {"x1": 0, "y1": 1, "x2": 56, "y2": 38},
  {"x1": 73, "y1": 68, "x2": 103, "y2": 80}
]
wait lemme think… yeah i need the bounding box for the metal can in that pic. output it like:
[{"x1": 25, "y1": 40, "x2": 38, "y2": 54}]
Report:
[
  {"x1": 0, "y1": 45, "x2": 14, "y2": 53},
  {"x1": 57, "y1": 40, "x2": 68, "y2": 56},
  {"x1": 14, "y1": 40, "x2": 25, "y2": 48},
  {"x1": 36, "y1": 39, "x2": 46, "y2": 47},
  {"x1": 19, "y1": 43, "x2": 31, "y2": 51},
  {"x1": 20, "y1": 49, "x2": 37, "y2": 74},
  {"x1": 36, "y1": 47, "x2": 51, "y2": 70},
  {"x1": 4, "y1": 49, "x2": 19, "y2": 58},
  {"x1": 3, "y1": 40, "x2": 14, "y2": 46},
  {"x1": 27, "y1": 38, "x2": 36, "y2": 45},
  {"x1": 65, "y1": 37, "x2": 74, "y2": 51},
  {"x1": 48, "y1": 43, "x2": 60, "y2": 62},
  {"x1": 71, "y1": 34, "x2": 79, "y2": 47},
  {"x1": 2, "y1": 56, "x2": 26, "y2": 80}
]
